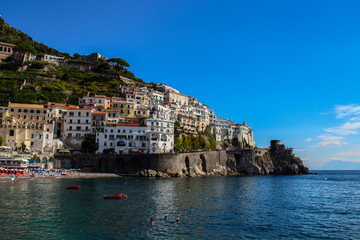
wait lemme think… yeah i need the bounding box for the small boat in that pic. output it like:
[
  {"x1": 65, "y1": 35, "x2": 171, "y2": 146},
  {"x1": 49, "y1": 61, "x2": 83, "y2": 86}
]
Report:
[
  {"x1": 103, "y1": 194, "x2": 127, "y2": 199},
  {"x1": 66, "y1": 186, "x2": 80, "y2": 189}
]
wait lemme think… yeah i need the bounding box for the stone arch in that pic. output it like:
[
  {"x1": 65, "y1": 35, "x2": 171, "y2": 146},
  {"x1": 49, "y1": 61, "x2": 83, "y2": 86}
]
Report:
[
  {"x1": 185, "y1": 156, "x2": 190, "y2": 174},
  {"x1": 114, "y1": 157, "x2": 125, "y2": 172},
  {"x1": 48, "y1": 157, "x2": 54, "y2": 169},
  {"x1": 34, "y1": 157, "x2": 40, "y2": 163},
  {"x1": 200, "y1": 154, "x2": 207, "y2": 173},
  {"x1": 41, "y1": 157, "x2": 47, "y2": 169},
  {"x1": 130, "y1": 157, "x2": 141, "y2": 173}
]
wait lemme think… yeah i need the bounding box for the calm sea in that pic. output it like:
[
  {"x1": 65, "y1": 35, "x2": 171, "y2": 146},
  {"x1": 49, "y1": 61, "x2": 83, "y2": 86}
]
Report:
[{"x1": 0, "y1": 171, "x2": 359, "y2": 239}]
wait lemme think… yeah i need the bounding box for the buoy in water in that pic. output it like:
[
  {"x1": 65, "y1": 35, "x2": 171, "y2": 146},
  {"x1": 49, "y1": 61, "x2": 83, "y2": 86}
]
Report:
[
  {"x1": 66, "y1": 186, "x2": 80, "y2": 189},
  {"x1": 103, "y1": 194, "x2": 124, "y2": 199}
]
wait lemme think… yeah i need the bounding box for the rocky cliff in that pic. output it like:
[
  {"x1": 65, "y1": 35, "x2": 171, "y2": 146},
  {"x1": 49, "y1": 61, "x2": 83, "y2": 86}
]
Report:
[{"x1": 137, "y1": 141, "x2": 309, "y2": 177}]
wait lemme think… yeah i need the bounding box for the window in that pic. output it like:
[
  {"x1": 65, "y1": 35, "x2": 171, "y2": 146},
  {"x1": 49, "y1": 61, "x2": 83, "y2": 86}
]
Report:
[
  {"x1": 9, "y1": 130, "x2": 14, "y2": 136},
  {"x1": 36, "y1": 110, "x2": 40, "y2": 114},
  {"x1": 123, "y1": 130, "x2": 125, "y2": 133},
  {"x1": 78, "y1": 120, "x2": 80, "y2": 124},
  {"x1": 69, "y1": 126, "x2": 72, "y2": 130},
  {"x1": 18, "y1": 109, "x2": 22, "y2": 112},
  {"x1": 10, "y1": 108, "x2": 14, "y2": 112},
  {"x1": 86, "y1": 120, "x2": 88, "y2": 124},
  {"x1": 129, "y1": 143, "x2": 132, "y2": 147},
  {"x1": 78, "y1": 112, "x2": 81, "y2": 116},
  {"x1": 129, "y1": 130, "x2": 132, "y2": 133},
  {"x1": 70, "y1": 119, "x2": 72, "y2": 123},
  {"x1": 30, "y1": 110, "x2": 34, "y2": 113},
  {"x1": 86, "y1": 112, "x2": 89, "y2": 117},
  {"x1": 104, "y1": 142, "x2": 107, "y2": 146},
  {"x1": 23, "y1": 109, "x2": 28, "y2": 113},
  {"x1": 31, "y1": 134, "x2": 34, "y2": 138}
]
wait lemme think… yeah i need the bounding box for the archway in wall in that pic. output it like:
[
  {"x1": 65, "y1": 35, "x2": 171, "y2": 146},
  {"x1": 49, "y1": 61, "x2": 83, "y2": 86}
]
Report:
[
  {"x1": 185, "y1": 156, "x2": 190, "y2": 174},
  {"x1": 200, "y1": 154, "x2": 207, "y2": 173},
  {"x1": 48, "y1": 157, "x2": 54, "y2": 169},
  {"x1": 114, "y1": 157, "x2": 125, "y2": 173},
  {"x1": 130, "y1": 157, "x2": 141, "y2": 173},
  {"x1": 41, "y1": 157, "x2": 47, "y2": 169}
]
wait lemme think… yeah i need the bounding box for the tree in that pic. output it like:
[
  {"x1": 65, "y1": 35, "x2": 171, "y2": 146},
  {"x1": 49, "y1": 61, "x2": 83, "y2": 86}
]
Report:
[
  {"x1": 107, "y1": 58, "x2": 130, "y2": 80},
  {"x1": 73, "y1": 53, "x2": 80, "y2": 59},
  {"x1": 20, "y1": 142, "x2": 26, "y2": 152},
  {"x1": 13, "y1": 42, "x2": 37, "y2": 66},
  {"x1": 81, "y1": 134, "x2": 98, "y2": 153}
]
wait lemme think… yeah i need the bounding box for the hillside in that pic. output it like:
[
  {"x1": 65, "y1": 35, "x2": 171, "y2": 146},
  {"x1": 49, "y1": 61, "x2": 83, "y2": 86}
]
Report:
[{"x1": 0, "y1": 16, "x2": 149, "y2": 106}]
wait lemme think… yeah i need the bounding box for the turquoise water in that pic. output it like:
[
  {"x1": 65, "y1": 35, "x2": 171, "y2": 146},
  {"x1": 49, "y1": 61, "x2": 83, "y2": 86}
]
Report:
[{"x1": 1, "y1": 171, "x2": 360, "y2": 239}]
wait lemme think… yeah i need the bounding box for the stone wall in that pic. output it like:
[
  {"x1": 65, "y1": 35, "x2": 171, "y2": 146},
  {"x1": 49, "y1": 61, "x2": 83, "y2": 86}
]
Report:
[{"x1": 54, "y1": 146, "x2": 309, "y2": 177}]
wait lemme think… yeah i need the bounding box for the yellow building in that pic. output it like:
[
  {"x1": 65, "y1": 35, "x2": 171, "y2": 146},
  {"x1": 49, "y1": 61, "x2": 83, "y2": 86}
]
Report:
[
  {"x1": 1, "y1": 103, "x2": 55, "y2": 152},
  {"x1": 111, "y1": 100, "x2": 135, "y2": 118}
]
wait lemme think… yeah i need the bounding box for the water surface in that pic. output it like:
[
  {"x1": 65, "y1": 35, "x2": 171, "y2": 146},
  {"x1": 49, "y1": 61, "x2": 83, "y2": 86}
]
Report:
[{"x1": 0, "y1": 171, "x2": 359, "y2": 239}]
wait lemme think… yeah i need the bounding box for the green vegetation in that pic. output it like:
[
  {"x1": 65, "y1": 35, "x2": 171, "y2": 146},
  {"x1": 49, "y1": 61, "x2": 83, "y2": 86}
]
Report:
[
  {"x1": 0, "y1": 136, "x2": 3, "y2": 146},
  {"x1": 0, "y1": 16, "x2": 153, "y2": 106},
  {"x1": 174, "y1": 133, "x2": 216, "y2": 152},
  {"x1": 81, "y1": 134, "x2": 98, "y2": 153}
]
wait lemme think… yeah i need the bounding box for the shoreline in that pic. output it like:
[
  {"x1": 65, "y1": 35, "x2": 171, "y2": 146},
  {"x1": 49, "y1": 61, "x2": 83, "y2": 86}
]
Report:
[{"x1": 0, "y1": 173, "x2": 121, "y2": 184}]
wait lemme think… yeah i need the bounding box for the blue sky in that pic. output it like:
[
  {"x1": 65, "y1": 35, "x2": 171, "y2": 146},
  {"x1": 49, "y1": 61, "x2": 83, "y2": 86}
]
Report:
[{"x1": 1, "y1": 0, "x2": 360, "y2": 169}]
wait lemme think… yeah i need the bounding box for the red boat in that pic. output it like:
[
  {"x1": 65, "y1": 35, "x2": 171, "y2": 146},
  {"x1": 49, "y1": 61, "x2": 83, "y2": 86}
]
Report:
[
  {"x1": 103, "y1": 194, "x2": 127, "y2": 199},
  {"x1": 66, "y1": 186, "x2": 80, "y2": 189}
]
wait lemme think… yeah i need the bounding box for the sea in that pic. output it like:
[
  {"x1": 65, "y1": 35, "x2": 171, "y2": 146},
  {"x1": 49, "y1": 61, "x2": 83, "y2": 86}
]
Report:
[{"x1": 0, "y1": 170, "x2": 359, "y2": 239}]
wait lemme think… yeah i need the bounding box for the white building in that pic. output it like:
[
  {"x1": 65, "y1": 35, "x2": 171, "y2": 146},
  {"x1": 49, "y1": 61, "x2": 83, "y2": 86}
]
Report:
[
  {"x1": 63, "y1": 108, "x2": 93, "y2": 140},
  {"x1": 96, "y1": 118, "x2": 174, "y2": 154}
]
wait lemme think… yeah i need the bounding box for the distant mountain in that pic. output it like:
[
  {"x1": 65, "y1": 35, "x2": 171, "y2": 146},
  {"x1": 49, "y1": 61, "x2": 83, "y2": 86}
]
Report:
[{"x1": 318, "y1": 160, "x2": 360, "y2": 170}]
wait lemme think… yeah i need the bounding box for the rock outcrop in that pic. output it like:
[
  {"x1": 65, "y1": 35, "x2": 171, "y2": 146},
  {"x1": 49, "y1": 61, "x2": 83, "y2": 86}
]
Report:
[{"x1": 138, "y1": 140, "x2": 309, "y2": 178}]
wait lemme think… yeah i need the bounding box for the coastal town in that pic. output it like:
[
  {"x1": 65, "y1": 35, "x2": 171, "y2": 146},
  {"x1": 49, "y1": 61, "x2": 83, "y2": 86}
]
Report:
[{"x1": 0, "y1": 41, "x2": 256, "y2": 172}]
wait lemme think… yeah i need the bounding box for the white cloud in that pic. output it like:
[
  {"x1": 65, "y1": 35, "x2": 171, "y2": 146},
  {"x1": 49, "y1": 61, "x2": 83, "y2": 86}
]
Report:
[
  {"x1": 350, "y1": 117, "x2": 360, "y2": 121},
  {"x1": 294, "y1": 149, "x2": 304, "y2": 152},
  {"x1": 335, "y1": 104, "x2": 360, "y2": 119},
  {"x1": 337, "y1": 147, "x2": 360, "y2": 157},
  {"x1": 325, "y1": 121, "x2": 360, "y2": 135},
  {"x1": 302, "y1": 158, "x2": 310, "y2": 161},
  {"x1": 315, "y1": 134, "x2": 348, "y2": 147},
  {"x1": 305, "y1": 138, "x2": 312, "y2": 142}
]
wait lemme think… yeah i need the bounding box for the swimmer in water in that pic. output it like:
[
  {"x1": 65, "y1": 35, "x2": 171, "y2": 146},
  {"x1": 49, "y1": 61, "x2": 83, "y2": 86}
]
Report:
[
  {"x1": 150, "y1": 217, "x2": 154, "y2": 225},
  {"x1": 165, "y1": 216, "x2": 168, "y2": 221},
  {"x1": 176, "y1": 218, "x2": 180, "y2": 223}
]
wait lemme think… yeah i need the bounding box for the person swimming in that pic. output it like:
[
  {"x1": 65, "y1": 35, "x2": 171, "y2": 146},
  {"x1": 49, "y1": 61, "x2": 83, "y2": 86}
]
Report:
[
  {"x1": 150, "y1": 217, "x2": 154, "y2": 225},
  {"x1": 165, "y1": 216, "x2": 168, "y2": 221},
  {"x1": 176, "y1": 218, "x2": 180, "y2": 223}
]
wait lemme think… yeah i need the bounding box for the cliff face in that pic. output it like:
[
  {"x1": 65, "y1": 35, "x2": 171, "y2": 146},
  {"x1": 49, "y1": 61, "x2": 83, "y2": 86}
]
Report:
[{"x1": 227, "y1": 148, "x2": 309, "y2": 175}]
